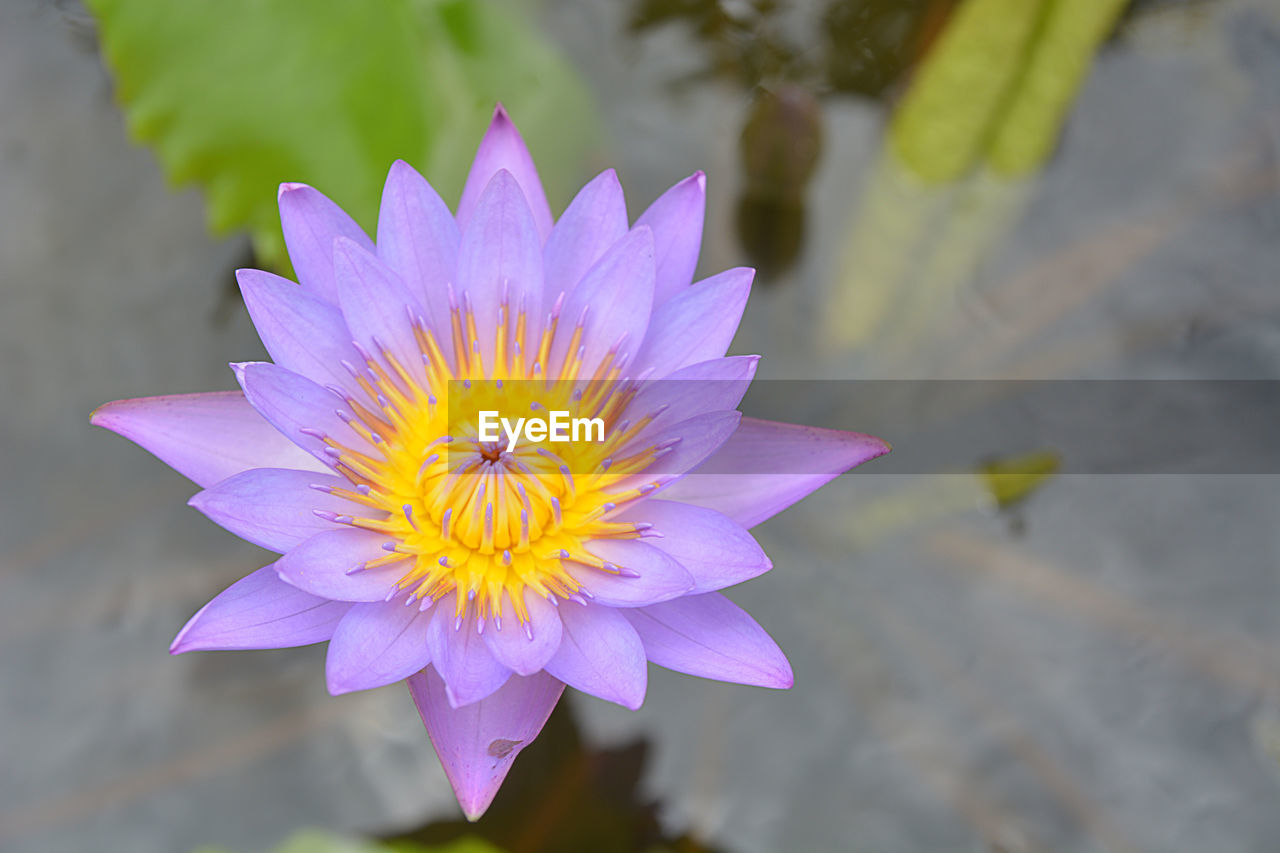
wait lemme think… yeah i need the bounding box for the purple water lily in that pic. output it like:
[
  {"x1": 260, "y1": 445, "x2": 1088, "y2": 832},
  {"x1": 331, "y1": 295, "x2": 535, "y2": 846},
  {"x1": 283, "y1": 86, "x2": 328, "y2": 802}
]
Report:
[{"x1": 92, "y1": 105, "x2": 888, "y2": 819}]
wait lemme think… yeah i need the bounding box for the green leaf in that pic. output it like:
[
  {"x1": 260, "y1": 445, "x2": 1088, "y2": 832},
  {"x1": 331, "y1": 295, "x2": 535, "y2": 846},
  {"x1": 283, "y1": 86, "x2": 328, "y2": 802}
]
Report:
[{"x1": 87, "y1": 0, "x2": 597, "y2": 271}]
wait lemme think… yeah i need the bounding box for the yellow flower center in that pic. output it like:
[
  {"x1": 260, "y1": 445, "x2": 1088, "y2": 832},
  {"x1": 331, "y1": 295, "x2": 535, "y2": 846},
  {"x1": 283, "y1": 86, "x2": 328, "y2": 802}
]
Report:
[{"x1": 317, "y1": 294, "x2": 663, "y2": 624}]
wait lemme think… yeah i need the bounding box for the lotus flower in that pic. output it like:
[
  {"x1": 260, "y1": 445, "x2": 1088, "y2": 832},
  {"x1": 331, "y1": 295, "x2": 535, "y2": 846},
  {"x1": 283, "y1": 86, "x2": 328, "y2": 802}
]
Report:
[{"x1": 91, "y1": 106, "x2": 888, "y2": 819}]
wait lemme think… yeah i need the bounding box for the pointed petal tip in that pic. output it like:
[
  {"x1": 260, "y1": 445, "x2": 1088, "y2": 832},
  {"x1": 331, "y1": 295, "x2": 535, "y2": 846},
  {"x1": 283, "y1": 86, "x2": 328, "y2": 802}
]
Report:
[
  {"x1": 277, "y1": 181, "x2": 308, "y2": 200},
  {"x1": 692, "y1": 170, "x2": 706, "y2": 191}
]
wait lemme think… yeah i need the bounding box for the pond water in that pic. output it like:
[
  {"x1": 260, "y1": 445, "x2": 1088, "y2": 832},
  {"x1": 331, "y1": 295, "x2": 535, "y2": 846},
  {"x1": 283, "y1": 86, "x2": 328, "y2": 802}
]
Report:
[{"x1": 3, "y1": 1, "x2": 1280, "y2": 851}]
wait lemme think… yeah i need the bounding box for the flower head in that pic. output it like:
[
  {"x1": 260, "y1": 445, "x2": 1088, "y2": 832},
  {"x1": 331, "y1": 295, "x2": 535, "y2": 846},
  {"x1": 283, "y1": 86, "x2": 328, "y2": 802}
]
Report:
[{"x1": 92, "y1": 105, "x2": 888, "y2": 819}]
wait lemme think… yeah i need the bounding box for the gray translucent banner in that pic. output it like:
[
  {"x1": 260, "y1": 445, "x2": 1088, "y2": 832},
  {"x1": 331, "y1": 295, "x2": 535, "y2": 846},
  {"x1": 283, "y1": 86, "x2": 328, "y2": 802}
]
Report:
[{"x1": 441, "y1": 380, "x2": 1280, "y2": 475}]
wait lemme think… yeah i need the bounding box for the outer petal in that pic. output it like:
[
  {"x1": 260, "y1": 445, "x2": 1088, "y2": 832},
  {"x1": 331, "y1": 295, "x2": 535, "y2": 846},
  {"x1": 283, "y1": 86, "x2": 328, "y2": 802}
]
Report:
[
  {"x1": 428, "y1": 597, "x2": 512, "y2": 708},
  {"x1": 573, "y1": 539, "x2": 694, "y2": 606},
  {"x1": 624, "y1": 592, "x2": 793, "y2": 688},
  {"x1": 456, "y1": 104, "x2": 554, "y2": 243},
  {"x1": 456, "y1": 170, "x2": 545, "y2": 370},
  {"x1": 662, "y1": 417, "x2": 891, "y2": 528},
  {"x1": 482, "y1": 591, "x2": 563, "y2": 676},
  {"x1": 624, "y1": 355, "x2": 757, "y2": 443},
  {"x1": 237, "y1": 269, "x2": 364, "y2": 394},
  {"x1": 543, "y1": 603, "x2": 647, "y2": 709},
  {"x1": 630, "y1": 267, "x2": 753, "y2": 379},
  {"x1": 376, "y1": 159, "x2": 460, "y2": 336},
  {"x1": 543, "y1": 169, "x2": 628, "y2": 303},
  {"x1": 236, "y1": 362, "x2": 370, "y2": 466},
  {"x1": 171, "y1": 565, "x2": 351, "y2": 653},
  {"x1": 325, "y1": 600, "x2": 434, "y2": 695},
  {"x1": 408, "y1": 666, "x2": 564, "y2": 820},
  {"x1": 188, "y1": 469, "x2": 365, "y2": 554},
  {"x1": 90, "y1": 391, "x2": 324, "y2": 488},
  {"x1": 635, "y1": 172, "x2": 705, "y2": 306},
  {"x1": 549, "y1": 227, "x2": 654, "y2": 377},
  {"x1": 613, "y1": 500, "x2": 770, "y2": 593},
  {"x1": 333, "y1": 237, "x2": 428, "y2": 388},
  {"x1": 278, "y1": 182, "x2": 374, "y2": 304},
  {"x1": 275, "y1": 528, "x2": 408, "y2": 602}
]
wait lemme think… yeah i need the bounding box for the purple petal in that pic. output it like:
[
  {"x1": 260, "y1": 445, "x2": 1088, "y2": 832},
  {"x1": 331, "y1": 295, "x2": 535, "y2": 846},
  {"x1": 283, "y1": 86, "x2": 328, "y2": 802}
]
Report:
[
  {"x1": 614, "y1": 500, "x2": 769, "y2": 593},
  {"x1": 543, "y1": 169, "x2": 628, "y2": 304},
  {"x1": 236, "y1": 269, "x2": 364, "y2": 395},
  {"x1": 662, "y1": 417, "x2": 891, "y2": 528},
  {"x1": 237, "y1": 362, "x2": 370, "y2": 466},
  {"x1": 91, "y1": 391, "x2": 324, "y2": 488},
  {"x1": 427, "y1": 596, "x2": 512, "y2": 708},
  {"x1": 610, "y1": 410, "x2": 741, "y2": 491},
  {"x1": 482, "y1": 591, "x2": 563, "y2": 676},
  {"x1": 171, "y1": 565, "x2": 351, "y2": 653},
  {"x1": 624, "y1": 592, "x2": 792, "y2": 688},
  {"x1": 572, "y1": 539, "x2": 693, "y2": 606},
  {"x1": 549, "y1": 227, "x2": 654, "y2": 378},
  {"x1": 456, "y1": 104, "x2": 553, "y2": 243},
  {"x1": 376, "y1": 160, "x2": 460, "y2": 337},
  {"x1": 624, "y1": 355, "x2": 757, "y2": 442},
  {"x1": 325, "y1": 600, "x2": 434, "y2": 695},
  {"x1": 407, "y1": 666, "x2": 563, "y2": 820},
  {"x1": 543, "y1": 603, "x2": 647, "y2": 709},
  {"x1": 631, "y1": 267, "x2": 753, "y2": 379},
  {"x1": 635, "y1": 172, "x2": 705, "y2": 306},
  {"x1": 275, "y1": 528, "x2": 406, "y2": 602},
  {"x1": 456, "y1": 170, "x2": 546, "y2": 371},
  {"x1": 278, "y1": 182, "x2": 374, "y2": 304},
  {"x1": 188, "y1": 469, "x2": 365, "y2": 554},
  {"x1": 333, "y1": 237, "x2": 428, "y2": 388}
]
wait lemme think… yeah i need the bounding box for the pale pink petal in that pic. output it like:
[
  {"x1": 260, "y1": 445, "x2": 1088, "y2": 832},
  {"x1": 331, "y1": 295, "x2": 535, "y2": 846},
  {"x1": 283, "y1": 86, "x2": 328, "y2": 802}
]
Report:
[
  {"x1": 171, "y1": 565, "x2": 351, "y2": 653},
  {"x1": 90, "y1": 391, "x2": 324, "y2": 488},
  {"x1": 407, "y1": 666, "x2": 564, "y2": 820}
]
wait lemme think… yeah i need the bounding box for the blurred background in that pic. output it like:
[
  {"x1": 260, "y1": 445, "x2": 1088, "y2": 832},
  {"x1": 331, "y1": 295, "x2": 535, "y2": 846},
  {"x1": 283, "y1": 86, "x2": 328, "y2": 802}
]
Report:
[{"x1": 3, "y1": 0, "x2": 1280, "y2": 851}]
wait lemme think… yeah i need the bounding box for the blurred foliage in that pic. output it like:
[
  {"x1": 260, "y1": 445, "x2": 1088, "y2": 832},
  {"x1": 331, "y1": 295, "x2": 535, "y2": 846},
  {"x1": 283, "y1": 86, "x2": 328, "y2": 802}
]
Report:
[
  {"x1": 193, "y1": 829, "x2": 503, "y2": 853},
  {"x1": 87, "y1": 0, "x2": 597, "y2": 272},
  {"x1": 628, "y1": 0, "x2": 957, "y2": 278},
  {"x1": 978, "y1": 451, "x2": 1061, "y2": 510},
  {"x1": 383, "y1": 702, "x2": 725, "y2": 853},
  {"x1": 890, "y1": 0, "x2": 1130, "y2": 181}
]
